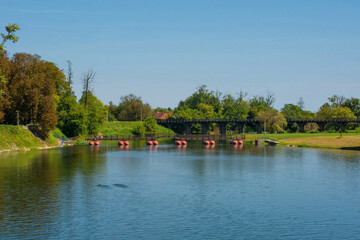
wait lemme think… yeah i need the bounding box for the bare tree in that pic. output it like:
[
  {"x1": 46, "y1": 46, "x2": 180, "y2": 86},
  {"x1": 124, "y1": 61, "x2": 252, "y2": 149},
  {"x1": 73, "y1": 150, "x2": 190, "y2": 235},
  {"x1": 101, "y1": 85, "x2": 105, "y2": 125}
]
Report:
[
  {"x1": 66, "y1": 60, "x2": 73, "y2": 87},
  {"x1": 265, "y1": 90, "x2": 275, "y2": 107},
  {"x1": 297, "y1": 97, "x2": 305, "y2": 110},
  {"x1": 82, "y1": 69, "x2": 96, "y2": 108}
]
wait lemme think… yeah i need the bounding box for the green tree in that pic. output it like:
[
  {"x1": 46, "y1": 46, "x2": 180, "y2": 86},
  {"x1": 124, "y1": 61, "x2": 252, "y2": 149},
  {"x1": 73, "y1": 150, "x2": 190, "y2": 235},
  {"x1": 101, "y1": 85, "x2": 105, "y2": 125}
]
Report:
[
  {"x1": 132, "y1": 122, "x2": 146, "y2": 136},
  {"x1": 249, "y1": 95, "x2": 272, "y2": 118},
  {"x1": 281, "y1": 104, "x2": 303, "y2": 119},
  {"x1": 332, "y1": 107, "x2": 356, "y2": 119},
  {"x1": 80, "y1": 92, "x2": 107, "y2": 135},
  {"x1": 344, "y1": 98, "x2": 360, "y2": 118},
  {"x1": 328, "y1": 95, "x2": 346, "y2": 108},
  {"x1": 0, "y1": 23, "x2": 20, "y2": 52},
  {"x1": 179, "y1": 85, "x2": 222, "y2": 113},
  {"x1": 2, "y1": 53, "x2": 62, "y2": 135},
  {"x1": 257, "y1": 109, "x2": 287, "y2": 133},
  {"x1": 143, "y1": 117, "x2": 157, "y2": 134},
  {"x1": 221, "y1": 94, "x2": 250, "y2": 119},
  {"x1": 117, "y1": 94, "x2": 152, "y2": 121},
  {"x1": 57, "y1": 93, "x2": 87, "y2": 137}
]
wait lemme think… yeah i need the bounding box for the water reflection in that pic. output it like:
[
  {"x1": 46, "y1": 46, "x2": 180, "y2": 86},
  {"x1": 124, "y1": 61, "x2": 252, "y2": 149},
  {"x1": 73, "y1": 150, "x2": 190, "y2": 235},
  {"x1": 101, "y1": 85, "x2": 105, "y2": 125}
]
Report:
[{"x1": 1, "y1": 144, "x2": 360, "y2": 239}]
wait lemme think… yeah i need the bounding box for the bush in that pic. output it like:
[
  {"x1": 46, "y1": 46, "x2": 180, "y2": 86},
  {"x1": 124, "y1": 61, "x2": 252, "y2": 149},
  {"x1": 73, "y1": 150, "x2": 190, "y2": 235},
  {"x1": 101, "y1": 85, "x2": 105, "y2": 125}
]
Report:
[
  {"x1": 132, "y1": 123, "x2": 146, "y2": 136},
  {"x1": 143, "y1": 117, "x2": 157, "y2": 134}
]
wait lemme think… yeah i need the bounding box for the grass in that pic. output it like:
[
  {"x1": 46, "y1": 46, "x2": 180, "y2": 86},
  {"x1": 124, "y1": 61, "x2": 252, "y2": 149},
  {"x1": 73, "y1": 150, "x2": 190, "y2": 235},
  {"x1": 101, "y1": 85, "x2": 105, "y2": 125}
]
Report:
[
  {"x1": 0, "y1": 125, "x2": 65, "y2": 152},
  {"x1": 0, "y1": 125, "x2": 46, "y2": 151},
  {"x1": 50, "y1": 128, "x2": 68, "y2": 139},
  {"x1": 99, "y1": 121, "x2": 175, "y2": 136},
  {"x1": 247, "y1": 132, "x2": 360, "y2": 149}
]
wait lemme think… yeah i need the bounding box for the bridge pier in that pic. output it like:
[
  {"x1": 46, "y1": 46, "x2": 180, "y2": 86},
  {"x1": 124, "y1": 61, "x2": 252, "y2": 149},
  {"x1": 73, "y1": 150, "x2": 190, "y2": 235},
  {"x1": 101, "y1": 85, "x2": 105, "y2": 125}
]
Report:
[
  {"x1": 201, "y1": 123, "x2": 208, "y2": 135},
  {"x1": 255, "y1": 123, "x2": 262, "y2": 134},
  {"x1": 237, "y1": 123, "x2": 244, "y2": 134},
  {"x1": 338, "y1": 122, "x2": 348, "y2": 132},
  {"x1": 318, "y1": 122, "x2": 326, "y2": 132},
  {"x1": 298, "y1": 123, "x2": 305, "y2": 133},
  {"x1": 219, "y1": 123, "x2": 227, "y2": 135},
  {"x1": 185, "y1": 123, "x2": 192, "y2": 135}
]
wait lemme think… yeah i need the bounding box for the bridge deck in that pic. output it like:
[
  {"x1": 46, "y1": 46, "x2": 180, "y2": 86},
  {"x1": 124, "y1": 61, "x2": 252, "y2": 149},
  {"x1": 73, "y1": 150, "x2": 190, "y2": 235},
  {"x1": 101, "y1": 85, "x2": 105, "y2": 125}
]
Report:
[{"x1": 86, "y1": 134, "x2": 245, "y2": 141}]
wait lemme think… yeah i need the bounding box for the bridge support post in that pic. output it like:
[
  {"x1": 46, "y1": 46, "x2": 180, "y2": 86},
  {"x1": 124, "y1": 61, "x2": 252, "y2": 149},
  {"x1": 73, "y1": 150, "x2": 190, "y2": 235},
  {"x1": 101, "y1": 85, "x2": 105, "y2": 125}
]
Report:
[
  {"x1": 298, "y1": 123, "x2": 305, "y2": 133},
  {"x1": 201, "y1": 123, "x2": 208, "y2": 135},
  {"x1": 219, "y1": 123, "x2": 227, "y2": 135},
  {"x1": 318, "y1": 122, "x2": 326, "y2": 132},
  {"x1": 255, "y1": 123, "x2": 262, "y2": 134},
  {"x1": 338, "y1": 122, "x2": 347, "y2": 134},
  {"x1": 185, "y1": 123, "x2": 191, "y2": 135},
  {"x1": 237, "y1": 123, "x2": 244, "y2": 134}
]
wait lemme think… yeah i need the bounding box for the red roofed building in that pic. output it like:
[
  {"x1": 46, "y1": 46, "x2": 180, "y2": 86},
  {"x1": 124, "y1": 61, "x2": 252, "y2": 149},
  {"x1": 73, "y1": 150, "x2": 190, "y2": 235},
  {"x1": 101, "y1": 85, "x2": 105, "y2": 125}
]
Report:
[{"x1": 153, "y1": 112, "x2": 169, "y2": 120}]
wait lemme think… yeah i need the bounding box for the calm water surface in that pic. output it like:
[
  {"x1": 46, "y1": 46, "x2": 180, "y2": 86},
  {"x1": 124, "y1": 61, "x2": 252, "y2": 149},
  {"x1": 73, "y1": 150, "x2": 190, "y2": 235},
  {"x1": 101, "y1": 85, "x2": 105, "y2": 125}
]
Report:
[{"x1": 0, "y1": 142, "x2": 360, "y2": 239}]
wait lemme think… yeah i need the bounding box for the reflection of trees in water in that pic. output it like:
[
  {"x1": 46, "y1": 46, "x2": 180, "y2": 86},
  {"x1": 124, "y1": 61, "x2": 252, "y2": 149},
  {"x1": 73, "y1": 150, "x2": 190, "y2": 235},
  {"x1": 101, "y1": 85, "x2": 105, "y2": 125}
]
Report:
[
  {"x1": 317, "y1": 149, "x2": 360, "y2": 163},
  {"x1": 0, "y1": 147, "x2": 107, "y2": 238}
]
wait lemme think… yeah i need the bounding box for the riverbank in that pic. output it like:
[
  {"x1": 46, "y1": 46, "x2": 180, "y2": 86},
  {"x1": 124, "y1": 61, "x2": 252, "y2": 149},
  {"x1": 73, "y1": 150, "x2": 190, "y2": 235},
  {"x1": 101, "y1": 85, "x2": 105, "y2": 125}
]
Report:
[
  {"x1": 248, "y1": 133, "x2": 360, "y2": 149},
  {"x1": 99, "y1": 121, "x2": 175, "y2": 136},
  {"x1": 0, "y1": 125, "x2": 60, "y2": 152}
]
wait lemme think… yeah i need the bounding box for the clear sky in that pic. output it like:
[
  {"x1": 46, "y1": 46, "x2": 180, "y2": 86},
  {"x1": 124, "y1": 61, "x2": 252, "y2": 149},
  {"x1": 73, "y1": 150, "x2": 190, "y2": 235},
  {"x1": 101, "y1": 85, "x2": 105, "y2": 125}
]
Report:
[{"x1": 2, "y1": 0, "x2": 360, "y2": 111}]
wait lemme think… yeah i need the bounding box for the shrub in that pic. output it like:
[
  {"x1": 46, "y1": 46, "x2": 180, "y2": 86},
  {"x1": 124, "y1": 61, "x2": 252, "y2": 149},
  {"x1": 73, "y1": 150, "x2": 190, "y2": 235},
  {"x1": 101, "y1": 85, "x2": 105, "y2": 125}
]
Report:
[{"x1": 132, "y1": 122, "x2": 146, "y2": 136}]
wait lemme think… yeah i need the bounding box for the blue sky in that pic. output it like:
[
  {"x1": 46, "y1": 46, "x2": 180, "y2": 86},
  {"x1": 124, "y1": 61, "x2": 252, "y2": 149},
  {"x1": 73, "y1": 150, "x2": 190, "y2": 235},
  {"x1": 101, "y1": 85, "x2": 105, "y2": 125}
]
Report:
[{"x1": 2, "y1": 0, "x2": 360, "y2": 111}]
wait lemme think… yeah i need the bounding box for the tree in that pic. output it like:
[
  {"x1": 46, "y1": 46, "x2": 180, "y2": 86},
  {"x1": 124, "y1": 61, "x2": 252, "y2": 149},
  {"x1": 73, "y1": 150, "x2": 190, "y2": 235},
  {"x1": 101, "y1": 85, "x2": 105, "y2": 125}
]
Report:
[
  {"x1": 297, "y1": 97, "x2": 305, "y2": 110},
  {"x1": 328, "y1": 95, "x2": 346, "y2": 108},
  {"x1": 0, "y1": 23, "x2": 20, "y2": 52},
  {"x1": 179, "y1": 85, "x2": 222, "y2": 113},
  {"x1": 281, "y1": 104, "x2": 303, "y2": 119},
  {"x1": 82, "y1": 69, "x2": 96, "y2": 108},
  {"x1": 257, "y1": 109, "x2": 287, "y2": 133},
  {"x1": 3, "y1": 53, "x2": 62, "y2": 135},
  {"x1": 344, "y1": 98, "x2": 360, "y2": 118},
  {"x1": 1, "y1": 24, "x2": 20, "y2": 116},
  {"x1": 66, "y1": 60, "x2": 74, "y2": 91},
  {"x1": 117, "y1": 94, "x2": 152, "y2": 121},
  {"x1": 79, "y1": 92, "x2": 106, "y2": 135},
  {"x1": 143, "y1": 117, "x2": 157, "y2": 134},
  {"x1": 57, "y1": 93, "x2": 87, "y2": 137},
  {"x1": 221, "y1": 94, "x2": 250, "y2": 119},
  {"x1": 249, "y1": 95, "x2": 272, "y2": 118}
]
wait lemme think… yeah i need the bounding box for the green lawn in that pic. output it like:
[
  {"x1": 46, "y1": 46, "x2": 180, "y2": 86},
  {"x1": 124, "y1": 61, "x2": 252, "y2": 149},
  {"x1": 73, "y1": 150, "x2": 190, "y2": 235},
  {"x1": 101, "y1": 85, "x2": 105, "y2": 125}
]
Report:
[
  {"x1": 247, "y1": 132, "x2": 360, "y2": 149},
  {"x1": 99, "y1": 121, "x2": 175, "y2": 136}
]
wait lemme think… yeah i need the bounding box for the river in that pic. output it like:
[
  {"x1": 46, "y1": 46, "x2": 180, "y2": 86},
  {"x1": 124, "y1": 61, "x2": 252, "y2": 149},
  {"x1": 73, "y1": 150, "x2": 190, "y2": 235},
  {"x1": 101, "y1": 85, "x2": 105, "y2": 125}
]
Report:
[{"x1": 0, "y1": 142, "x2": 360, "y2": 239}]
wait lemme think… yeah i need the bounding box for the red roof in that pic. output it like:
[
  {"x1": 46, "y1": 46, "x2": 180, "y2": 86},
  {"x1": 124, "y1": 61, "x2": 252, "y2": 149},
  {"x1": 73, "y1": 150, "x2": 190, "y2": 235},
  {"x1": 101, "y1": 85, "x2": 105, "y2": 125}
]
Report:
[{"x1": 153, "y1": 112, "x2": 169, "y2": 120}]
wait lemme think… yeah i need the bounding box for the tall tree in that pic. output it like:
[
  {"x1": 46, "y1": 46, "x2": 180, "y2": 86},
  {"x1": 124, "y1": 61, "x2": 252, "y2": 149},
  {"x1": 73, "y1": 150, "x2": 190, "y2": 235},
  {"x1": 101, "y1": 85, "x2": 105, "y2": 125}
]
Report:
[
  {"x1": 328, "y1": 95, "x2": 346, "y2": 108},
  {"x1": 117, "y1": 94, "x2": 152, "y2": 121},
  {"x1": 82, "y1": 69, "x2": 95, "y2": 108},
  {"x1": 79, "y1": 92, "x2": 106, "y2": 135},
  {"x1": 344, "y1": 98, "x2": 360, "y2": 118},
  {"x1": 297, "y1": 97, "x2": 305, "y2": 110},
  {"x1": 0, "y1": 23, "x2": 20, "y2": 52},
  {"x1": 257, "y1": 109, "x2": 287, "y2": 133},
  {"x1": 3, "y1": 53, "x2": 62, "y2": 134},
  {"x1": 66, "y1": 60, "x2": 73, "y2": 89}
]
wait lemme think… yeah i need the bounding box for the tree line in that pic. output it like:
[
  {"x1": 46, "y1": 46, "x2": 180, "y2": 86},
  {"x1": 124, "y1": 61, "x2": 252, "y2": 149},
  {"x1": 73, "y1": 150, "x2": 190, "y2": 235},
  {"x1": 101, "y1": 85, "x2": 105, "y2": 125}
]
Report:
[
  {"x1": 0, "y1": 24, "x2": 106, "y2": 138},
  {"x1": 1, "y1": 23, "x2": 359, "y2": 137}
]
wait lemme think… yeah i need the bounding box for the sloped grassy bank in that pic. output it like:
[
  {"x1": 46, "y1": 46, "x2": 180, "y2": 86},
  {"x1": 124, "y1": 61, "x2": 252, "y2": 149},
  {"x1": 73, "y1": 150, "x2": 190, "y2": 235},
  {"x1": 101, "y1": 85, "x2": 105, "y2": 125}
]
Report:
[
  {"x1": 248, "y1": 133, "x2": 360, "y2": 150},
  {"x1": 0, "y1": 125, "x2": 60, "y2": 152},
  {"x1": 99, "y1": 121, "x2": 175, "y2": 136}
]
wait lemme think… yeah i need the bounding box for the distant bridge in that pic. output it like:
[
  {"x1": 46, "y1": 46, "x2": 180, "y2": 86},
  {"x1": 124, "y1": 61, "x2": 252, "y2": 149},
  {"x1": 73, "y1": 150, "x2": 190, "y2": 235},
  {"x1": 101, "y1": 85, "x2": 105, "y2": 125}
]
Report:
[
  {"x1": 157, "y1": 118, "x2": 360, "y2": 134},
  {"x1": 86, "y1": 134, "x2": 245, "y2": 141}
]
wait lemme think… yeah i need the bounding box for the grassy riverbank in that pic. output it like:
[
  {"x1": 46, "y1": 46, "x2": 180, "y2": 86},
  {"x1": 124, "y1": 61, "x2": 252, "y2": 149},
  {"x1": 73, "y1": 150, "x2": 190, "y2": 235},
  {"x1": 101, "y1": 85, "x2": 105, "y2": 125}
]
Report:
[
  {"x1": 0, "y1": 125, "x2": 60, "y2": 152},
  {"x1": 248, "y1": 132, "x2": 360, "y2": 149},
  {"x1": 99, "y1": 121, "x2": 175, "y2": 136}
]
